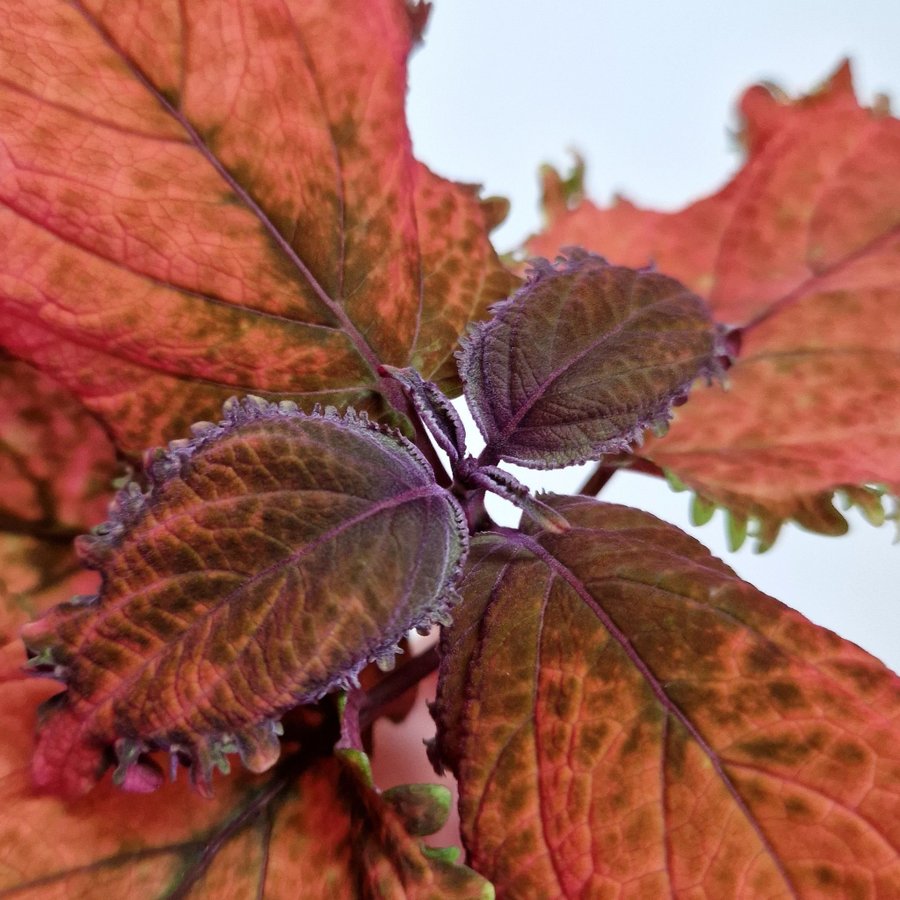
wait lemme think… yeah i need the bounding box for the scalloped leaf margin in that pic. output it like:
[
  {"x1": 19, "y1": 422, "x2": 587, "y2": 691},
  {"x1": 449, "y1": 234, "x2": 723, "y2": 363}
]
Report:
[{"x1": 23, "y1": 397, "x2": 467, "y2": 797}]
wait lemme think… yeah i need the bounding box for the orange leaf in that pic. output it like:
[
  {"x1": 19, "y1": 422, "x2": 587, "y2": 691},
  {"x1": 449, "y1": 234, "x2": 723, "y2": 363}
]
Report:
[
  {"x1": 435, "y1": 496, "x2": 900, "y2": 898},
  {"x1": 0, "y1": 356, "x2": 116, "y2": 646},
  {"x1": 0, "y1": 678, "x2": 490, "y2": 898},
  {"x1": 528, "y1": 63, "x2": 900, "y2": 536},
  {"x1": 0, "y1": 0, "x2": 514, "y2": 454}
]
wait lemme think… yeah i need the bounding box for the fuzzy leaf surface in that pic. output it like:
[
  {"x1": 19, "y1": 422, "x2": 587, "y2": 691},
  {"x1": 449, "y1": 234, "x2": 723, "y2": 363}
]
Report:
[
  {"x1": 0, "y1": 356, "x2": 117, "y2": 646},
  {"x1": 528, "y1": 64, "x2": 900, "y2": 532},
  {"x1": 23, "y1": 398, "x2": 466, "y2": 797},
  {"x1": 0, "y1": 0, "x2": 515, "y2": 454},
  {"x1": 0, "y1": 676, "x2": 489, "y2": 898},
  {"x1": 435, "y1": 495, "x2": 900, "y2": 898},
  {"x1": 459, "y1": 253, "x2": 719, "y2": 468}
]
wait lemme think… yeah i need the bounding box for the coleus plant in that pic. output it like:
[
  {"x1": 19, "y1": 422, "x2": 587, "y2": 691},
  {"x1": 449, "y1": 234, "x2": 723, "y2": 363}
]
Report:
[{"x1": 0, "y1": 2, "x2": 898, "y2": 898}]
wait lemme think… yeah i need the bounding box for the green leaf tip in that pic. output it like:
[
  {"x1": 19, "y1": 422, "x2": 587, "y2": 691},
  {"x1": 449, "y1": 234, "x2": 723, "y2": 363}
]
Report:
[{"x1": 382, "y1": 783, "x2": 452, "y2": 837}]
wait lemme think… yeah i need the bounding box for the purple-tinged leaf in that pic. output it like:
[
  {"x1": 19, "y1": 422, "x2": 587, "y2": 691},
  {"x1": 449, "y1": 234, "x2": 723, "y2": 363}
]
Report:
[
  {"x1": 466, "y1": 465, "x2": 569, "y2": 534},
  {"x1": 458, "y1": 251, "x2": 721, "y2": 469},
  {"x1": 434, "y1": 495, "x2": 900, "y2": 897},
  {"x1": 22, "y1": 397, "x2": 467, "y2": 797},
  {"x1": 381, "y1": 366, "x2": 467, "y2": 464}
]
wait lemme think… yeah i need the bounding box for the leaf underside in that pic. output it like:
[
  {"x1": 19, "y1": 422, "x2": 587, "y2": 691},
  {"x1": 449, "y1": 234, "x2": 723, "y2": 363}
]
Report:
[
  {"x1": 23, "y1": 398, "x2": 467, "y2": 797},
  {"x1": 529, "y1": 64, "x2": 900, "y2": 537},
  {"x1": 435, "y1": 496, "x2": 900, "y2": 898},
  {"x1": 459, "y1": 252, "x2": 720, "y2": 469}
]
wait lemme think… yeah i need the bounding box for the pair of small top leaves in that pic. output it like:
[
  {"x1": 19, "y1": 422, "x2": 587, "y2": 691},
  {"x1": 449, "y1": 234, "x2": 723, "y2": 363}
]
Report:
[{"x1": 24, "y1": 252, "x2": 721, "y2": 796}]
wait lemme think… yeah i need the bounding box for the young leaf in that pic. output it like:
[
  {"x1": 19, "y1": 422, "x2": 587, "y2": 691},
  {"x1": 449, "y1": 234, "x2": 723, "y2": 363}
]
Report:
[
  {"x1": 465, "y1": 466, "x2": 570, "y2": 534},
  {"x1": 458, "y1": 252, "x2": 720, "y2": 468},
  {"x1": 0, "y1": 1, "x2": 515, "y2": 454},
  {"x1": 381, "y1": 366, "x2": 468, "y2": 465},
  {"x1": 434, "y1": 495, "x2": 900, "y2": 898},
  {"x1": 0, "y1": 355, "x2": 118, "y2": 643},
  {"x1": 0, "y1": 678, "x2": 490, "y2": 898},
  {"x1": 23, "y1": 397, "x2": 467, "y2": 797},
  {"x1": 529, "y1": 64, "x2": 900, "y2": 534}
]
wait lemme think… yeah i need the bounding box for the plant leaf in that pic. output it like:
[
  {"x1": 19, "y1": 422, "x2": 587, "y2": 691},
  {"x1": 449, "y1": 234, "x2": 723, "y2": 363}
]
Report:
[
  {"x1": 0, "y1": 0, "x2": 515, "y2": 454},
  {"x1": 0, "y1": 678, "x2": 490, "y2": 898},
  {"x1": 465, "y1": 466, "x2": 570, "y2": 534},
  {"x1": 0, "y1": 355, "x2": 118, "y2": 645},
  {"x1": 381, "y1": 366, "x2": 468, "y2": 465},
  {"x1": 458, "y1": 251, "x2": 720, "y2": 469},
  {"x1": 23, "y1": 397, "x2": 467, "y2": 797},
  {"x1": 382, "y1": 782, "x2": 453, "y2": 837},
  {"x1": 528, "y1": 63, "x2": 900, "y2": 533},
  {"x1": 434, "y1": 495, "x2": 900, "y2": 898}
]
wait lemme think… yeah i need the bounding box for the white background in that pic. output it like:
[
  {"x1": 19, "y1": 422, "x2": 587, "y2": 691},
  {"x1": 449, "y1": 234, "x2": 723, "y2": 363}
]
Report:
[{"x1": 406, "y1": 0, "x2": 899, "y2": 670}]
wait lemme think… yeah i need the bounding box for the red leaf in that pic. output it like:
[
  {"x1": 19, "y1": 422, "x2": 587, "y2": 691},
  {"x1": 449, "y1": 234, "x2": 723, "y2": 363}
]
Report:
[
  {"x1": 24, "y1": 398, "x2": 467, "y2": 797},
  {"x1": 435, "y1": 496, "x2": 900, "y2": 897},
  {"x1": 0, "y1": 679, "x2": 490, "y2": 897},
  {"x1": 528, "y1": 64, "x2": 900, "y2": 535},
  {"x1": 0, "y1": 356, "x2": 117, "y2": 648},
  {"x1": 0, "y1": 0, "x2": 515, "y2": 454}
]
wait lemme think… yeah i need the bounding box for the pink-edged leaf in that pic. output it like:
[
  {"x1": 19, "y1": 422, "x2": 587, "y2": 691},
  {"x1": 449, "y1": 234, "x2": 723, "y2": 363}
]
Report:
[
  {"x1": 458, "y1": 251, "x2": 720, "y2": 469},
  {"x1": 0, "y1": 675, "x2": 489, "y2": 898},
  {"x1": 0, "y1": 0, "x2": 515, "y2": 454},
  {"x1": 434, "y1": 495, "x2": 900, "y2": 898},
  {"x1": 22, "y1": 397, "x2": 467, "y2": 797},
  {"x1": 528, "y1": 64, "x2": 900, "y2": 535}
]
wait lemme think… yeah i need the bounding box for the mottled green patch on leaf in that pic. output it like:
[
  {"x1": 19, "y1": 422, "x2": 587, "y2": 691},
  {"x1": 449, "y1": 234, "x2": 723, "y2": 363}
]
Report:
[
  {"x1": 382, "y1": 783, "x2": 452, "y2": 837},
  {"x1": 24, "y1": 398, "x2": 467, "y2": 797},
  {"x1": 459, "y1": 252, "x2": 720, "y2": 468},
  {"x1": 768, "y1": 681, "x2": 807, "y2": 710},
  {"x1": 434, "y1": 495, "x2": 900, "y2": 897}
]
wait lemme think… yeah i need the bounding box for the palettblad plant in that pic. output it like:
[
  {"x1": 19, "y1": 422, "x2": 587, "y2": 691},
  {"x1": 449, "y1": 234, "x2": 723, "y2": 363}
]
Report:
[{"x1": 0, "y1": 2, "x2": 898, "y2": 899}]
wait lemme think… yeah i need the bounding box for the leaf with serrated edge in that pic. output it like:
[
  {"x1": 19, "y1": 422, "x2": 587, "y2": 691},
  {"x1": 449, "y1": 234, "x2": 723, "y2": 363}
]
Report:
[
  {"x1": 22, "y1": 397, "x2": 467, "y2": 797},
  {"x1": 459, "y1": 251, "x2": 720, "y2": 468},
  {"x1": 528, "y1": 63, "x2": 900, "y2": 533},
  {"x1": 435, "y1": 495, "x2": 900, "y2": 898},
  {"x1": 0, "y1": 677, "x2": 490, "y2": 899},
  {"x1": 0, "y1": 1, "x2": 514, "y2": 454}
]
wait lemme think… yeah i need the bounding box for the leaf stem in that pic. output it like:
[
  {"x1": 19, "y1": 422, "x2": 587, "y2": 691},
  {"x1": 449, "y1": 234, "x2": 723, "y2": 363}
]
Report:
[
  {"x1": 406, "y1": 403, "x2": 453, "y2": 488},
  {"x1": 578, "y1": 455, "x2": 665, "y2": 496}
]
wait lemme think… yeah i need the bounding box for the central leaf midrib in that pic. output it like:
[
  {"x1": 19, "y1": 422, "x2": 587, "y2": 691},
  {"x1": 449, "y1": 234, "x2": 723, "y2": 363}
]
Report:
[
  {"x1": 70, "y1": 1, "x2": 387, "y2": 386},
  {"x1": 505, "y1": 528, "x2": 800, "y2": 897},
  {"x1": 79, "y1": 483, "x2": 443, "y2": 717},
  {"x1": 493, "y1": 290, "x2": 698, "y2": 448}
]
